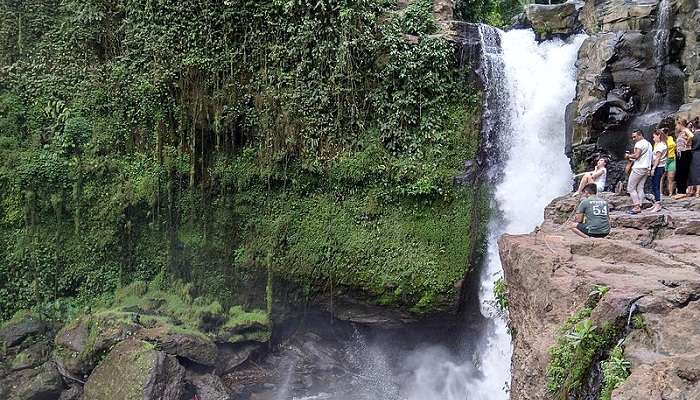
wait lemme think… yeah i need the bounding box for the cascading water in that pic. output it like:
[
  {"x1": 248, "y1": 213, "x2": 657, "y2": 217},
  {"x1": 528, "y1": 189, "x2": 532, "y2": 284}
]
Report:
[
  {"x1": 651, "y1": 0, "x2": 673, "y2": 108},
  {"x1": 453, "y1": 28, "x2": 586, "y2": 400},
  {"x1": 279, "y1": 27, "x2": 586, "y2": 400}
]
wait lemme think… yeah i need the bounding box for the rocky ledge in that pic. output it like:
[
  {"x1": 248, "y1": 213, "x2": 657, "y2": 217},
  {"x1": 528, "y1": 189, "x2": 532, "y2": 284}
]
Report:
[{"x1": 501, "y1": 193, "x2": 700, "y2": 400}]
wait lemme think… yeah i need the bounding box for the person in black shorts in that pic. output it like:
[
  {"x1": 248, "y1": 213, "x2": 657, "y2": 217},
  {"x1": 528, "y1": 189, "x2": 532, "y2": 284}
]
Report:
[{"x1": 569, "y1": 183, "x2": 610, "y2": 238}]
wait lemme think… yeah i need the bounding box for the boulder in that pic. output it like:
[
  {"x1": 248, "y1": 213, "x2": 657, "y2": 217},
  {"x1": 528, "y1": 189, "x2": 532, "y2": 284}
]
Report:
[
  {"x1": 673, "y1": 100, "x2": 700, "y2": 121},
  {"x1": 82, "y1": 338, "x2": 185, "y2": 400},
  {"x1": 5, "y1": 361, "x2": 64, "y2": 400},
  {"x1": 57, "y1": 385, "x2": 82, "y2": 400},
  {"x1": 138, "y1": 327, "x2": 218, "y2": 367},
  {"x1": 525, "y1": 1, "x2": 583, "y2": 39},
  {"x1": 185, "y1": 370, "x2": 231, "y2": 400},
  {"x1": 54, "y1": 312, "x2": 141, "y2": 376},
  {"x1": 10, "y1": 341, "x2": 51, "y2": 371},
  {"x1": 0, "y1": 315, "x2": 48, "y2": 349},
  {"x1": 215, "y1": 342, "x2": 260, "y2": 375}
]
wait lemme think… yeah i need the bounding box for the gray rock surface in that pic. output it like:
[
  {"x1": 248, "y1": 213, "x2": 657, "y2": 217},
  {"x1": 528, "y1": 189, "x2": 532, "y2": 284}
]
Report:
[
  {"x1": 525, "y1": 1, "x2": 584, "y2": 39},
  {"x1": 566, "y1": 0, "x2": 699, "y2": 191},
  {"x1": 5, "y1": 361, "x2": 64, "y2": 400},
  {"x1": 0, "y1": 315, "x2": 48, "y2": 348},
  {"x1": 138, "y1": 327, "x2": 218, "y2": 367},
  {"x1": 185, "y1": 370, "x2": 232, "y2": 400}
]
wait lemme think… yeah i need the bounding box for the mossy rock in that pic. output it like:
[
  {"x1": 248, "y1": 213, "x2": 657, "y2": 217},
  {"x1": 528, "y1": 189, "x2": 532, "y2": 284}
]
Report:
[
  {"x1": 9, "y1": 341, "x2": 51, "y2": 371},
  {"x1": 137, "y1": 324, "x2": 218, "y2": 366},
  {"x1": 6, "y1": 361, "x2": 64, "y2": 400},
  {"x1": 54, "y1": 312, "x2": 141, "y2": 376},
  {"x1": 82, "y1": 338, "x2": 185, "y2": 400},
  {"x1": 0, "y1": 312, "x2": 48, "y2": 349}
]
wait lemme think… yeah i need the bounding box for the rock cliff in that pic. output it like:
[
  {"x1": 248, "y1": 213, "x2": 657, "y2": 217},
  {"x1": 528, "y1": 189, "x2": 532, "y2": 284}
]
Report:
[
  {"x1": 500, "y1": 193, "x2": 700, "y2": 399},
  {"x1": 564, "y1": 0, "x2": 700, "y2": 189}
]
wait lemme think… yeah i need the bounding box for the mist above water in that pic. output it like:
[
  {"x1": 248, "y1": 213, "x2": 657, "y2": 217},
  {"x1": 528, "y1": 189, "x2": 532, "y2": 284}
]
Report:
[{"x1": 276, "y1": 29, "x2": 585, "y2": 400}]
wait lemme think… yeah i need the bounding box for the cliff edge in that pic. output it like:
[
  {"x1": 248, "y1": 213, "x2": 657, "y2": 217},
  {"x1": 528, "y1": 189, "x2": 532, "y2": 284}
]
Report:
[{"x1": 500, "y1": 193, "x2": 700, "y2": 399}]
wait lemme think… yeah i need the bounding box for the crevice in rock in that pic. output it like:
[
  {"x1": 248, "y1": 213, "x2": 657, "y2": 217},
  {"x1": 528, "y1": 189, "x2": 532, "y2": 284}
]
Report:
[{"x1": 674, "y1": 293, "x2": 700, "y2": 310}]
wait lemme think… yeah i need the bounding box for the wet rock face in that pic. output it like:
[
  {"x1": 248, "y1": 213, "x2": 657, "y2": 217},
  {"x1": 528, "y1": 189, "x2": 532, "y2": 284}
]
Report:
[
  {"x1": 566, "y1": 0, "x2": 699, "y2": 190},
  {"x1": 580, "y1": 0, "x2": 658, "y2": 32},
  {"x1": 525, "y1": 1, "x2": 584, "y2": 40},
  {"x1": 7, "y1": 362, "x2": 64, "y2": 400},
  {"x1": 568, "y1": 30, "x2": 685, "y2": 187},
  {"x1": 501, "y1": 194, "x2": 700, "y2": 400}
]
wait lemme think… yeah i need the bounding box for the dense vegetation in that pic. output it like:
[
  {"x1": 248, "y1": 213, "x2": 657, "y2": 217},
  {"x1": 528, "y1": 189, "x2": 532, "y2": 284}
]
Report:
[
  {"x1": 0, "y1": 0, "x2": 518, "y2": 321},
  {"x1": 546, "y1": 285, "x2": 631, "y2": 400}
]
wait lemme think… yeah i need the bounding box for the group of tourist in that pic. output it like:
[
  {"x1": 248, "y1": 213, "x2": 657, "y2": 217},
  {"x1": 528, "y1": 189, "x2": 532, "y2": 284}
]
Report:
[
  {"x1": 568, "y1": 116, "x2": 700, "y2": 239},
  {"x1": 625, "y1": 118, "x2": 700, "y2": 214}
]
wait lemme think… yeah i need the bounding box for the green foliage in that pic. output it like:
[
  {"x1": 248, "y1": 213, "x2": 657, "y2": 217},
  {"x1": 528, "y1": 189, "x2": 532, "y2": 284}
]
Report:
[
  {"x1": 600, "y1": 345, "x2": 631, "y2": 400},
  {"x1": 241, "y1": 185, "x2": 484, "y2": 313},
  {"x1": 0, "y1": 0, "x2": 486, "y2": 320},
  {"x1": 112, "y1": 280, "x2": 269, "y2": 333},
  {"x1": 493, "y1": 277, "x2": 508, "y2": 311},
  {"x1": 631, "y1": 314, "x2": 646, "y2": 330},
  {"x1": 589, "y1": 283, "x2": 610, "y2": 298},
  {"x1": 546, "y1": 290, "x2": 622, "y2": 398}
]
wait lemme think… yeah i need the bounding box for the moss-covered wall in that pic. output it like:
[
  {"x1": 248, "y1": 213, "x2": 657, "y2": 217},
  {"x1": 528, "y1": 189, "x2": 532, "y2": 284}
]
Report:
[{"x1": 0, "y1": 0, "x2": 488, "y2": 320}]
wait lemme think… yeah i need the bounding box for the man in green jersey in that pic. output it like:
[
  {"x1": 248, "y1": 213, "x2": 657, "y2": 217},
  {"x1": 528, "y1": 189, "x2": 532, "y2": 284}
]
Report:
[{"x1": 569, "y1": 183, "x2": 610, "y2": 238}]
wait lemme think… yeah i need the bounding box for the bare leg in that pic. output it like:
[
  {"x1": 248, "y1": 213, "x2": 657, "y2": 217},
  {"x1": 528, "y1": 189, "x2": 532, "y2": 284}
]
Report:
[
  {"x1": 577, "y1": 174, "x2": 593, "y2": 193},
  {"x1": 570, "y1": 225, "x2": 590, "y2": 239},
  {"x1": 667, "y1": 171, "x2": 676, "y2": 196}
]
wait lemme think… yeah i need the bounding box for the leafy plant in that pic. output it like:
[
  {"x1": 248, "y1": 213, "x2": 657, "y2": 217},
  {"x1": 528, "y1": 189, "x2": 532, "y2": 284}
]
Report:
[
  {"x1": 600, "y1": 346, "x2": 631, "y2": 400},
  {"x1": 494, "y1": 277, "x2": 509, "y2": 311},
  {"x1": 589, "y1": 284, "x2": 610, "y2": 298},
  {"x1": 546, "y1": 300, "x2": 621, "y2": 398},
  {"x1": 565, "y1": 319, "x2": 596, "y2": 348}
]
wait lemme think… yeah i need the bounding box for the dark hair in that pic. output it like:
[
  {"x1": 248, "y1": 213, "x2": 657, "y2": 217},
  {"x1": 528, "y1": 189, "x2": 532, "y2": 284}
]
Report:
[
  {"x1": 653, "y1": 129, "x2": 667, "y2": 142},
  {"x1": 598, "y1": 158, "x2": 608, "y2": 165},
  {"x1": 583, "y1": 183, "x2": 598, "y2": 195}
]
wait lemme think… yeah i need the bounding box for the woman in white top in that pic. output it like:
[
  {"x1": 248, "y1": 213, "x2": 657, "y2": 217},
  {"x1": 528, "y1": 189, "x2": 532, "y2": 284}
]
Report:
[
  {"x1": 649, "y1": 129, "x2": 668, "y2": 212},
  {"x1": 576, "y1": 158, "x2": 608, "y2": 195}
]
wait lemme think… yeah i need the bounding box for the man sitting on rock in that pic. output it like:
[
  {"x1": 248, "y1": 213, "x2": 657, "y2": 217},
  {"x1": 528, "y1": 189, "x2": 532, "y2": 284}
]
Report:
[{"x1": 569, "y1": 183, "x2": 610, "y2": 239}]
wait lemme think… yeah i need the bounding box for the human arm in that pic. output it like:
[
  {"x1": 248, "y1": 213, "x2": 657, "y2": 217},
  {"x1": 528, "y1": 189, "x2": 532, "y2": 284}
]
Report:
[
  {"x1": 683, "y1": 128, "x2": 694, "y2": 141},
  {"x1": 652, "y1": 149, "x2": 661, "y2": 169},
  {"x1": 625, "y1": 146, "x2": 642, "y2": 160},
  {"x1": 589, "y1": 168, "x2": 605, "y2": 179},
  {"x1": 575, "y1": 201, "x2": 587, "y2": 223}
]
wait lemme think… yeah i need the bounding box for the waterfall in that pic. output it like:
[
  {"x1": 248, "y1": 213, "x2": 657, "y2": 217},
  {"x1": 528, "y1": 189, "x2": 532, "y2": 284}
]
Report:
[
  {"x1": 651, "y1": 0, "x2": 673, "y2": 108},
  {"x1": 460, "y1": 29, "x2": 586, "y2": 399},
  {"x1": 274, "y1": 27, "x2": 587, "y2": 400}
]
